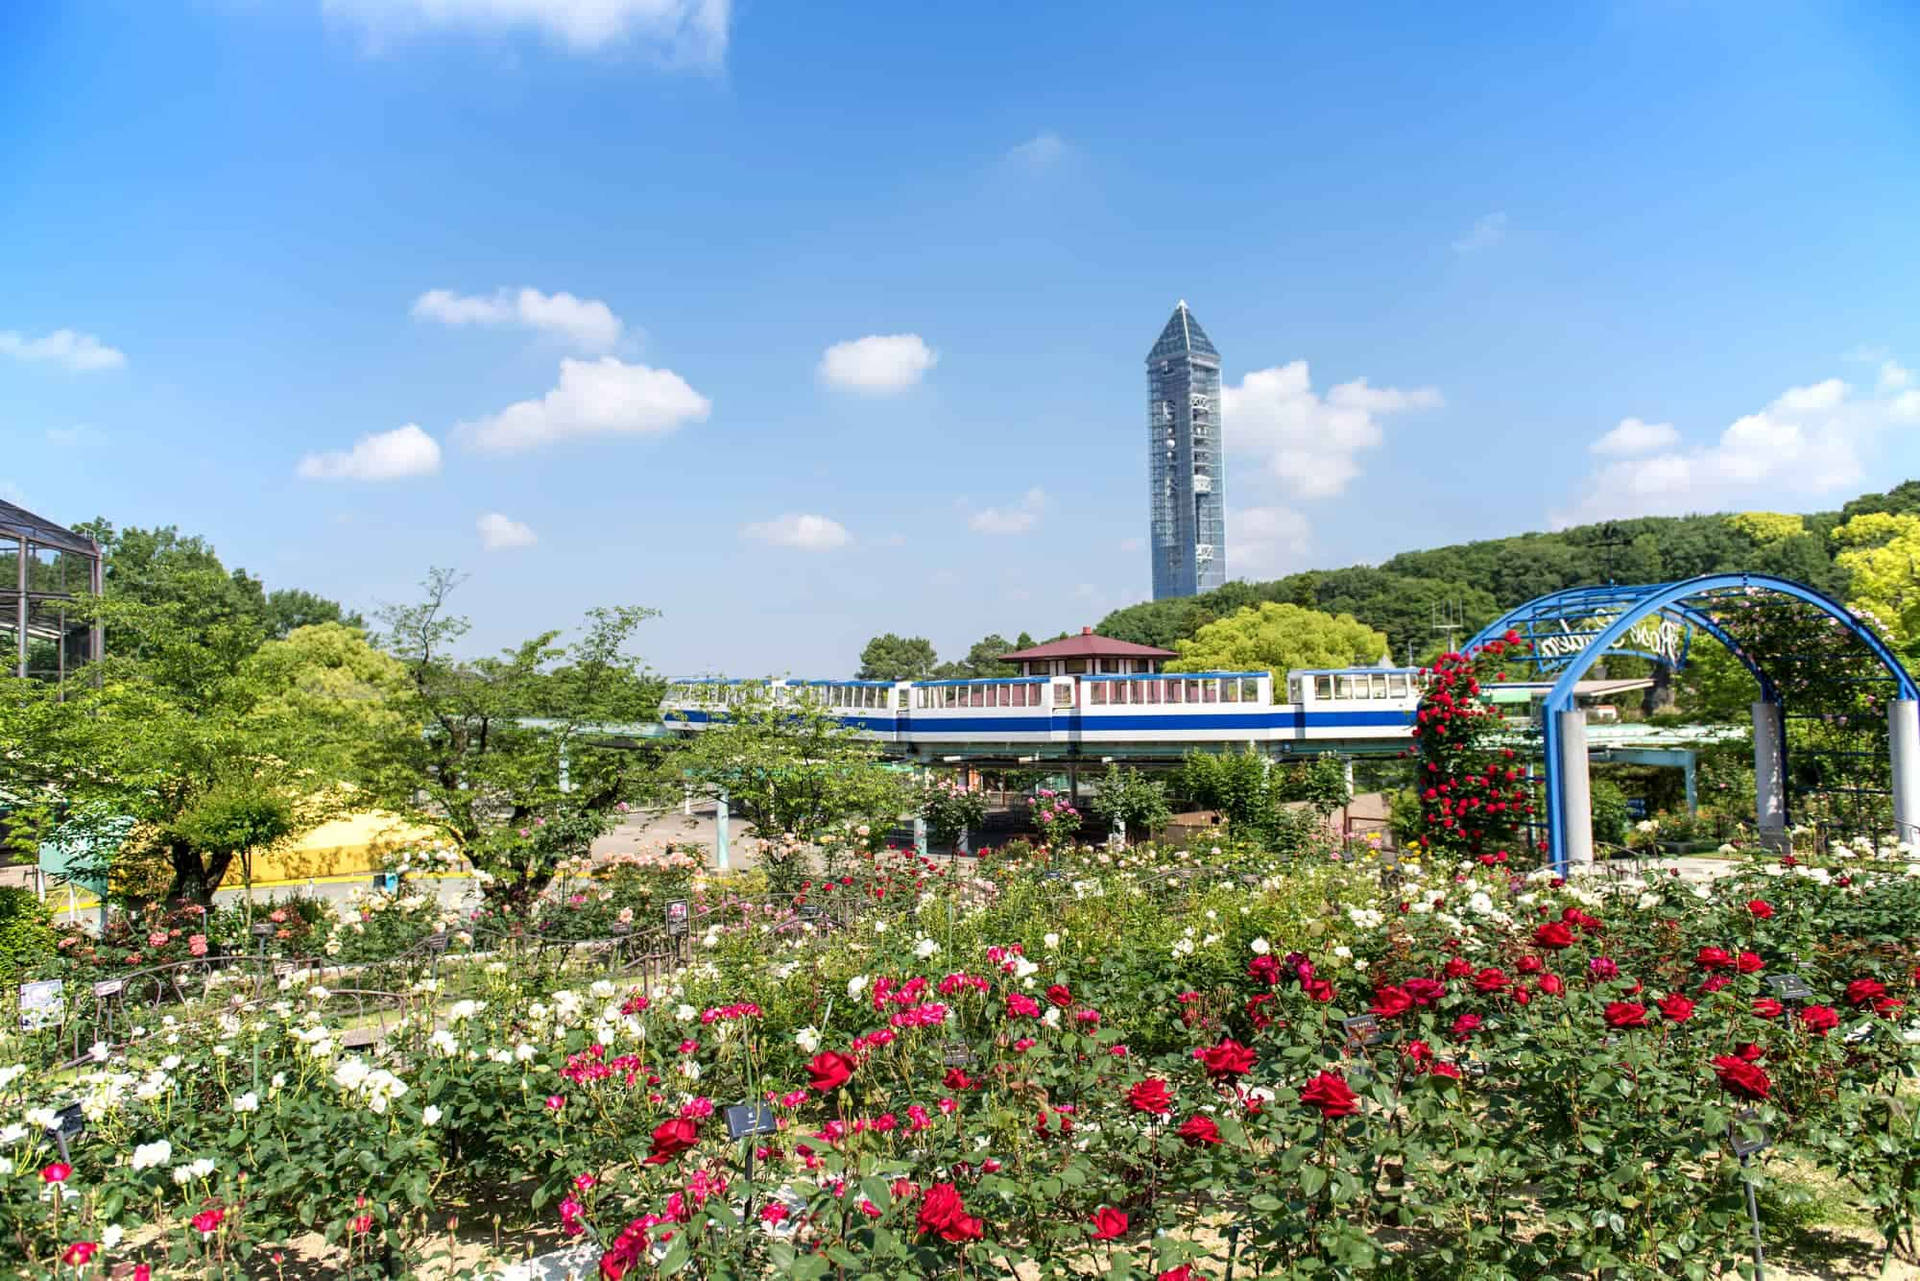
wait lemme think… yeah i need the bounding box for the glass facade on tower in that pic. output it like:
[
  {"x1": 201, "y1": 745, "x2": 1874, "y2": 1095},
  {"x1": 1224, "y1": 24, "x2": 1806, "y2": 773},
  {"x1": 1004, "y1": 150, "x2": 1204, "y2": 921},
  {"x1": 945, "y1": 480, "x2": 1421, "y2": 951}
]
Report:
[{"x1": 1147, "y1": 301, "x2": 1226, "y2": 599}]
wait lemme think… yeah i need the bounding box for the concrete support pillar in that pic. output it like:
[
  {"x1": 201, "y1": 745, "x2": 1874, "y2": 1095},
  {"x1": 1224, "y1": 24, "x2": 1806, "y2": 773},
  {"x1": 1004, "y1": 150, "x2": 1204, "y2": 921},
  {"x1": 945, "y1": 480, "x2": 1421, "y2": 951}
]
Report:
[
  {"x1": 912, "y1": 816, "x2": 927, "y2": 858},
  {"x1": 1753, "y1": 700, "x2": 1787, "y2": 850},
  {"x1": 1556, "y1": 709, "x2": 1594, "y2": 870},
  {"x1": 715, "y1": 790, "x2": 729, "y2": 872},
  {"x1": 1682, "y1": 750, "x2": 1698, "y2": 816},
  {"x1": 957, "y1": 824, "x2": 970, "y2": 857},
  {"x1": 1890, "y1": 700, "x2": 1920, "y2": 847},
  {"x1": 557, "y1": 741, "x2": 571, "y2": 794},
  {"x1": 1342, "y1": 757, "x2": 1356, "y2": 795}
]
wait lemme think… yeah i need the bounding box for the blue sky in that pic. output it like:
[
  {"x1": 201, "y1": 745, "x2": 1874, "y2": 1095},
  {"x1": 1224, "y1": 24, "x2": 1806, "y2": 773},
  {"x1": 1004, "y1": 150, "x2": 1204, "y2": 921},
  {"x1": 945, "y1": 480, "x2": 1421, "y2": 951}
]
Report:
[{"x1": 6, "y1": 1, "x2": 1920, "y2": 675}]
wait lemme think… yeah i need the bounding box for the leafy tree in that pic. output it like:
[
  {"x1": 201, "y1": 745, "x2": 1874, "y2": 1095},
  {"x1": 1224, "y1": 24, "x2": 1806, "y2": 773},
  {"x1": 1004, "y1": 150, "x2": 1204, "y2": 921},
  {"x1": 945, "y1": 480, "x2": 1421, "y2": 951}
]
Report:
[
  {"x1": 364, "y1": 570, "x2": 665, "y2": 907},
  {"x1": 1277, "y1": 754, "x2": 1351, "y2": 817},
  {"x1": 1088, "y1": 765, "x2": 1172, "y2": 842},
  {"x1": 933, "y1": 634, "x2": 1020, "y2": 679},
  {"x1": 1728, "y1": 511, "x2": 1806, "y2": 544},
  {"x1": 265, "y1": 587, "x2": 365, "y2": 637},
  {"x1": 857, "y1": 633, "x2": 938, "y2": 681},
  {"x1": 675, "y1": 687, "x2": 913, "y2": 890},
  {"x1": 1175, "y1": 749, "x2": 1275, "y2": 838},
  {"x1": 1166, "y1": 602, "x2": 1388, "y2": 680},
  {"x1": 1834, "y1": 512, "x2": 1920, "y2": 664},
  {"x1": 920, "y1": 774, "x2": 988, "y2": 845}
]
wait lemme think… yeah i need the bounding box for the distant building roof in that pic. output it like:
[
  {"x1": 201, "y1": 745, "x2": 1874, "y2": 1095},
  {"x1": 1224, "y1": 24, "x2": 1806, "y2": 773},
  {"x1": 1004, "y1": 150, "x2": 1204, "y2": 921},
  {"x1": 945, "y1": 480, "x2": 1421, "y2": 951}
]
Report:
[
  {"x1": 999, "y1": 628, "x2": 1179, "y2": 662},
  {"x1": 1146, "y1": 299, "x2": 1219, "y2": 363},
  {"x1": 0, "y1": 499, "x2": 97, "y2": 556}
]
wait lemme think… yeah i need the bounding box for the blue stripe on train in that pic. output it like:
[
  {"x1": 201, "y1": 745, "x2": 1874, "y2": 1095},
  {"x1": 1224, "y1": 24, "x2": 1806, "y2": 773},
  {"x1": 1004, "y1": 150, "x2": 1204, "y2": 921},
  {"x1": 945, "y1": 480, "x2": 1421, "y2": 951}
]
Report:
[{"x1": 667, "y1": 709, "x2": 1414, "y2": 732}]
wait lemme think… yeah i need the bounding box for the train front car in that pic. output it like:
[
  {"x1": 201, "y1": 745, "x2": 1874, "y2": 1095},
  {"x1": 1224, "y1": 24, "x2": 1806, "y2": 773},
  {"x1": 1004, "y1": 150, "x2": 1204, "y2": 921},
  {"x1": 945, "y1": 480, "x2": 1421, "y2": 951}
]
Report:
[
  {"x1": 1278, "y1": 668, "x2": 1423, "y2": 744},
  {"x1": 1075, "y1": 671, "x2": 1273, "y2": 744}
]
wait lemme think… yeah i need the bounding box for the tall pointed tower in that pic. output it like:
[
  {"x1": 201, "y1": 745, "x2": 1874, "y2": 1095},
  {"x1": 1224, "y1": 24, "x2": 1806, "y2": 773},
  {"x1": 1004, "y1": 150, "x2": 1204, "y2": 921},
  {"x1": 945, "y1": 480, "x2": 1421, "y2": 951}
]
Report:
[{"x1": 1147, "y1": 301, "x2": 1226, "y2": 599}]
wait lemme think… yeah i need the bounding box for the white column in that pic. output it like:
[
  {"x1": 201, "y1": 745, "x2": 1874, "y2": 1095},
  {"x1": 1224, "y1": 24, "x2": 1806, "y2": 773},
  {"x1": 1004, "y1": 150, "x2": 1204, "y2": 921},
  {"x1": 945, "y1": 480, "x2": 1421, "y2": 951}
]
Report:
[
  {"x1": 1753, "y1": 700, "x2": 1787, "y2": 849},
  {"x1": 1890, "y1": 700, "x2": 1920, "y2": 847},
  {"x1": 1556, "y1": 709, "x2": 1594, "y2": 869}
]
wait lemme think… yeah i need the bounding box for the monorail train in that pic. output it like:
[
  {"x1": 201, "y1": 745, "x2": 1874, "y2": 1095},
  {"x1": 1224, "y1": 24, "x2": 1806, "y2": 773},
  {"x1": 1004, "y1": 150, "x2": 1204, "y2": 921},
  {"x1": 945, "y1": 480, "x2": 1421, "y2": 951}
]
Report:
[{"x1": 658, "y1": 666, "x2": 1422, "y2": 749}]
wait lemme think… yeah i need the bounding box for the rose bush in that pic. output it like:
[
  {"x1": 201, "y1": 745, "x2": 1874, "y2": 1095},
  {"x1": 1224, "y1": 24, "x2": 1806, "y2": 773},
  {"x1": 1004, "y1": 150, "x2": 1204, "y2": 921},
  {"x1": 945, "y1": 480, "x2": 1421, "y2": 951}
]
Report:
[{"x1": 6, "y1": 833, "x2": 1920, "y2": 1279}]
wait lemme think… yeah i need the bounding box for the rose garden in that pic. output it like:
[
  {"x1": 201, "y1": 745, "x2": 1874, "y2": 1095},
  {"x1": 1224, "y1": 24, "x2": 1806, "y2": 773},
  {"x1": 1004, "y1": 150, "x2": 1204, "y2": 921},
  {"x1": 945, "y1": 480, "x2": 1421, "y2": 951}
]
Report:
[{"x1": 7, "y1": 596, "x2": 1920, "y2": 1280}]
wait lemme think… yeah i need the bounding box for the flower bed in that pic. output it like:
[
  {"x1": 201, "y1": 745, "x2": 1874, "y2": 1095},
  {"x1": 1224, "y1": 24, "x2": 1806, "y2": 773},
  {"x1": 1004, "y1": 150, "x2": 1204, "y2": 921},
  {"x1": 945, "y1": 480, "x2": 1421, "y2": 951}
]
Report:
[{"x1": 6, "y1": 840, "x2": 1920, "y2": 1278}]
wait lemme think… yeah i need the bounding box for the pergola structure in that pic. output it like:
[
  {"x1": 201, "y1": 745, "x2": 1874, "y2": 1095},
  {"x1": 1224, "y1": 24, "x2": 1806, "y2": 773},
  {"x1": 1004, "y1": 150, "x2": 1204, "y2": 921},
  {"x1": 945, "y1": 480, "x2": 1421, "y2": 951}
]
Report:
[
  {"x1": 1463, "y1": 574, "x2": 1920, "y2": 871},
  {"x1": 0, "y1": 499, "x2": 102, "y2": 685}
]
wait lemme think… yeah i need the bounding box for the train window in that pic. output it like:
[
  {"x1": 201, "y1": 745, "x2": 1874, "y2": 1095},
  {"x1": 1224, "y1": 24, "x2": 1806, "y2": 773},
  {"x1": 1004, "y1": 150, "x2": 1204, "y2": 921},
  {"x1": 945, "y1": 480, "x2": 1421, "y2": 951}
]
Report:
[
  {"x1": 1090, "y1": 683, "x2": 1107, "y2": 706},
  {"x1": 1053, "y1": 683, "x2": 1073, "y2": 707},
  {"x1": 1222, "y1": 679, "x2": 1238, "y2": 703},
  {"x1": 1314, "y1": 676, "x2": 1333, "y2": 700},
  {"x1": 1200, "y1": 680, "x2": 1216, "y2": 703},
  {"x1": 1371, "y1": 674, "x2": 1389, "y2": 699},
  {"x1": 1335, "y1": 675, "x2": 1356, "y2": 699},
  {"x1": 1389, "y1": 674, "x2": 1409, "y2": 698}
]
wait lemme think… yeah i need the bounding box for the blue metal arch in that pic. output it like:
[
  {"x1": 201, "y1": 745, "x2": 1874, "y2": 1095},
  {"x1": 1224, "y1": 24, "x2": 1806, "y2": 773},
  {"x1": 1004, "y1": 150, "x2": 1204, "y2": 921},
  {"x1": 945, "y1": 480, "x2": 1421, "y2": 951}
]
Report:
[{"x1": 1478, "y1": 574, "x2": 1917, "y2": 872}]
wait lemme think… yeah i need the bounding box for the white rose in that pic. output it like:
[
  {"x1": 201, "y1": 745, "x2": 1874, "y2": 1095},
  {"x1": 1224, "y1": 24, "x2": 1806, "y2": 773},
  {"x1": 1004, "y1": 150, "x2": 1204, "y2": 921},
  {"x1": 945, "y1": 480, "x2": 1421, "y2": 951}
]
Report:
[
  {"x1": 422, "y1": 1105, "x2": 442, "y2": 1126},
  {"x1": 1249, "y1": 938, "x2": 1270, "y2": 955},
  {"x1": 795, "y1": 1027, "x2": 822, "y2": 1054}
]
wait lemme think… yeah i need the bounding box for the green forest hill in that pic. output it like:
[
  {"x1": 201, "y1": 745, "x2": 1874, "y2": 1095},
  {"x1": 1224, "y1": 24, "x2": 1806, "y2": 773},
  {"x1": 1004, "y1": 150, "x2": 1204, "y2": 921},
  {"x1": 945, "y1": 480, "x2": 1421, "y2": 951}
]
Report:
[{"x1": 1092, "y1": 479, "x2": 1920, "y2": 666}]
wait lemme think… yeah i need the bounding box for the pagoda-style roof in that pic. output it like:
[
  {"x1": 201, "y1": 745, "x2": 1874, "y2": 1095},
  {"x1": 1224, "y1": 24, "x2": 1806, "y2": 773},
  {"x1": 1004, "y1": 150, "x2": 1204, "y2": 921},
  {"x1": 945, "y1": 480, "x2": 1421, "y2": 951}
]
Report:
[
  {"x1": 1146, "y1": 299, "x2": 1219, "y2": 363},
  {"x1": 1000, "y1": 628, "x2": 1178, "y2": 663}
]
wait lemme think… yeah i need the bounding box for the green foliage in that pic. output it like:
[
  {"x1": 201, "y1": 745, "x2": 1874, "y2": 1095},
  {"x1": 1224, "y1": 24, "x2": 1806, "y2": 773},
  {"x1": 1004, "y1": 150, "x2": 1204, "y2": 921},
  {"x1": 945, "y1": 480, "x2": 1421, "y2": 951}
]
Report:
[
  {"x1": 1167, "y1": 601, "x2": 1388, "y2": 679},
  {"x1": 919, "y1": 774, "x2": 988, "y2": 843},
  {"x1": 1277, "y1": 754, "x2": 1351, "y2": 816},
  {"x1": 365, "y1": 571, "x2": 664, "y2": 906},
  {"x1": 676, "y1": 686, "x2": 913, "y2": 886},
  {"x1": 1176, "y1": 748, "x2": 1273, "y2": 833},
  {"x1": 932, "y1": 633, "x2": 1024, "y2": 679},
  {"x1": 856, "y1": 633, "x2": 938, "y2": 681},
  {"x1": 1088, "y1": 764, "x2": 1173, "y2": 839},
  {"x1": 0, "y1": 886, "x2": 54, "y2": 984},
  {"x1": 1590, "y1": 777, "x2": 1630, "y2": 849}
]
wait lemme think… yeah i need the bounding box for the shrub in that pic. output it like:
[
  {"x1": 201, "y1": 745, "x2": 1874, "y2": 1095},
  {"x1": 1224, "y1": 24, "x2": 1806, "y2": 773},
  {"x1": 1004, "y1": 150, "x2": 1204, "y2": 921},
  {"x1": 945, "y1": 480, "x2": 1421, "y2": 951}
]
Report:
[{"x1": 0, "y1": 885, "x2": 53, "y2": 983}]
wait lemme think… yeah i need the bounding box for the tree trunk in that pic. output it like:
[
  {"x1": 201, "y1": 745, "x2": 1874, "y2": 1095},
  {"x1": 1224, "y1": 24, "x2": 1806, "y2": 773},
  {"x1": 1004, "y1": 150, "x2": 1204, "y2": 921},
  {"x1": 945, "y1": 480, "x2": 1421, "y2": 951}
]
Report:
[
  {"x1": 1642, "y1": 664, "x2": 1676, "y2": 716},
  {"x1": 165, "y1": 841, "x2": 234, "y2": 908}
]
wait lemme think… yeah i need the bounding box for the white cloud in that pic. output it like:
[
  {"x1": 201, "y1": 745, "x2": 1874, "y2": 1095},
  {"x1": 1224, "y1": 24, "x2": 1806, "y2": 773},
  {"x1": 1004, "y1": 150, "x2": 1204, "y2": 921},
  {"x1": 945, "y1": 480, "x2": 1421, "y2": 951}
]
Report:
[
  {"x1": 477, "y1": 512, "x2": 538, "y2": 550},
  {"x1": 1558, "y1": 369, "x2": 1920, "y2": 525},
  {"x1": 1228, "y1": 506, "x2": 1312, "y2": 578},
  {"x1": 1006, "y1": 132, "x2": 1067, "y2": 170},
  {"x1": 1590, "y1": 417, "x2": 1680, "y2": 457},
  {"x1": 1451, "y1": 212, "x2": 1508, "y2": 254},
  {"x1": 817, "y1": 334, "x2": 936, "y2": 394},
  {"x1": 322, "y1": 0, "x2": 730, "y2": 64},
  {"x1": 458, "y1": 356, "x2": 710, "y2": 453},
  {"x1": 0, "y1": 328, "x2": 126, "y2": 372},
  {"x1": 1222, "y1": 361, "x2": 1441, "y2": 499},
  {"x1": 297, "y1": 424, "x2": 443, "y2": 481},
  {"x1": 740, "y1": 513, "x2": 851, "y2": 551},
  {"x1": 968, "y1": 487, "x2": 1046, "y2": 535},
  {"x1": 412, "y1": 287, "x2": 623, "y2": 351},
  {"x1": 1879, "y1": 361, "x2": 1912, "y2": 392}
]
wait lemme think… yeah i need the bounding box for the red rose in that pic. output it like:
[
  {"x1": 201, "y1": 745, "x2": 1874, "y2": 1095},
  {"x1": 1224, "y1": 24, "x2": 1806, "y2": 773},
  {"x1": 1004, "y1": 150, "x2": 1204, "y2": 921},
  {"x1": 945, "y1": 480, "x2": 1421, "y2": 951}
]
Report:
[
  {"x1": 1046, "y1": 984, "x2": 1074, "y2": 1008},
  {"x1": 1449, "y1": 1013, "x2": 1482, "y2": 1040},
  {"x1": 1736, "y1": 1041, "x2": 1765, "y2": 1062},
  {"x1": 1430, "y1": 1059, "x2": 1463, "y2": 1079},
  {"x1": 1089, "y1": 1207, "x2": 1128, "y2": 1240},
  {"x1": 1847, "y1": 978, "x2": 1888, "y2": 1006},
  {"x1": 1370, "y1": 985, "x2": 1413, "y2": 1018},
  {"x1": 807, "y1": 1051, "x2": 856, "y2": 1094},
  {"x1": 1006, "y1": 993, "x2": 1042, "y2": 1018},
  {"x1": 1157, "y1": 1268, "x2": 1195, "y2": 1281},
  {"x1": 41, "y1": 1162, "x2": 72, "y2": 1184},
  {"x1": 944, "y1": 1067, "x2": 976, "y2": 1091},
  {"x1": 1299, "y1": 1070, "x2": 1360, "y2": 1119},
  {"x1": 1656, "y1": 993, "x2": 1695, "y2": 1022},
  {"x1": 1736, "y1": 951, "x2": 1765, "y2": 975},
  {"x1": 1875, "y1": 997, "x2": 1906, "y2": 1018},
  {"x1": 1701, "y1": 975, "x2": 1732, "y2": 994},
  {"x1": 1128, "y1": 1078, "x2": 1174, "y2": 1115},
  {"x1": 916, "y1": 1183, "x2": 984, "y2": 1243},
  {"x1": 1473, "y1": 968, "x2": 1510, "y2": 995},
  {"x1": 63, "y1": 1243, "x2": 98, "y2": 1266},
  {"x1": 1517, "y1": 954, "x2": 1544, "y2": 974},
  {"x1": 1752, "y1": 997, "x2": 1785, "y2": 1019},
  {"x1": 1533, "y1": 922, "x2": 1574, "y2": 949},
  {"x1": 1539, "y1": 973, "x2": 1565, "y2": 997},
  {"x1": 1403, "y1": 977, "x2": 1446, "y2": 1005},
  {"x1": 1695, "y1": 947, "x2": 1734, "y2": 970},
  {"x1": 1177, "y1": 1115, "x2": 1222, "y2": 1146},
  {"x1": 1712, "y1": 1055, "x2": 1771, "y2": 1101},
  {"x1": 1303, "y1": 977, "x2": 1336, "y2": 1003},
  {"x1": 644, "y1": 1117, "x2": 699, "y2": 1165},
  {"x1": 1444, "y1": 956, "x2": 1474, "y2": 978},
  {"x1": 1604, "y1": 1001, "x2": 1647, "y2": 1029},
  {"x1": 1747, "y1": 900, "x2": 1775, "y2": 919},
  {"x1": 1198, "y1": 1038, "x2": 1257, "y2": 1078},
  {"x1": 1799, "y1": 1004, "x2": 1839, "y2": 1034}
]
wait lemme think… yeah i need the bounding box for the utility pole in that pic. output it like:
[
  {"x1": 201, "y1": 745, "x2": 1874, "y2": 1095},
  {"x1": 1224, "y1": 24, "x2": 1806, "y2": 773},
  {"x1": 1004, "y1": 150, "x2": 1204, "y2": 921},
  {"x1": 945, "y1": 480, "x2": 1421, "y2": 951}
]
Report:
[
  {"x1": 1595, "y1": 521, "x2": 1629, "y2": 585},
  {"x1": 1431, "y1": 601, "x2": 1464, "y2": 655}
]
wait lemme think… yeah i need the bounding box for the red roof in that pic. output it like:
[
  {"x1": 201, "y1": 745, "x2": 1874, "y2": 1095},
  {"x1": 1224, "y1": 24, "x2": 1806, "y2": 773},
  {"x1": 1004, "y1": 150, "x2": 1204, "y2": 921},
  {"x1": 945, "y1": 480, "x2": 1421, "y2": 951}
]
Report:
[{"x1": 999, "y1": 628, "x2": 1177, "y2": 662}]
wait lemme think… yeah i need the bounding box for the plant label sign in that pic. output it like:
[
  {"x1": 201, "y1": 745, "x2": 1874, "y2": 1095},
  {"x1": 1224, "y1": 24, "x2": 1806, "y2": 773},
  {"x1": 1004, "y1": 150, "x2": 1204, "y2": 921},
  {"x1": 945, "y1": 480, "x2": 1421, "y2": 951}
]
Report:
[
  {"x1": 91, "y1": 979, "x2": 125, "y2": 999},
  {"x1": 724, "y1": 1103, "x2": 777, "y2": 1140},
  {"x1": 1729, "y1": 1109, "x2": 1769, "y2": 1158},
  {"x1": 1342, "y1": 1014, "x2": 1382, "y2": 1048},
  {"x1": 18, "y1": 979, "x2": 63, "y2": 1030},
  {"x1": 666, "y1": 900, "x2": 690, "y2": 937},
  {"x1": 942, "y1": 1041, "x2": 977, "y2": 1068},
  {"x1": 1765, "y1": 973, "x2": 1814, "y2": 1001}
]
